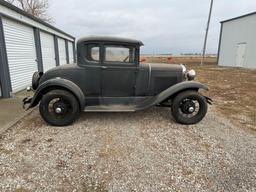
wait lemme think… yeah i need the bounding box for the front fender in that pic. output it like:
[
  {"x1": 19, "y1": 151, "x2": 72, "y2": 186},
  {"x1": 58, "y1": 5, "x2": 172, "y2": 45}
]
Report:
[
  {"x1": 28, "y1": 78, "x2": 85, "y2": 110},
  {"x1": 136, "y1": 81, "x2": 208, "y2": 110},
  {"x1": 155, "y1": 81, "x2": 208, "y2": 104}
]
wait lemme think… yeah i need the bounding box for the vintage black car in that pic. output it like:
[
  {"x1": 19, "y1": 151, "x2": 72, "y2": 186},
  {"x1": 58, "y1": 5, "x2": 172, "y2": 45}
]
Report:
[{"x1": 23, "y1": 36, "x2": 212, "y2": 126}]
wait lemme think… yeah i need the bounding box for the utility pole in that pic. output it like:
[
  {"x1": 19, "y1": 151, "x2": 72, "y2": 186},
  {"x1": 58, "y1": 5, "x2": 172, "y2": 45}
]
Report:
[{"x1": 201, "y1": 0, "x2": 214, "y2": 66}]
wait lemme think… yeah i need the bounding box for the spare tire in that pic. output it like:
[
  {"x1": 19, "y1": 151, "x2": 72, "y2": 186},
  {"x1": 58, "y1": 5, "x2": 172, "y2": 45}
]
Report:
[{"x1": 32, "y1": 71, "x2": 43, "y2": 90}]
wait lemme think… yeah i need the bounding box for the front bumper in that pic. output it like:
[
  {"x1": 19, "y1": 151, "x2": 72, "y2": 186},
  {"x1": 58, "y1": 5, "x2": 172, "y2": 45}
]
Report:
[{"x1": 205, "y1": 96, "x2": 213, "y2": 105}]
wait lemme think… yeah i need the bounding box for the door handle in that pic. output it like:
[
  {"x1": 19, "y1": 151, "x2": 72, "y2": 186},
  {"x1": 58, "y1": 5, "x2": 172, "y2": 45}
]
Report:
[{"x1": 101, "y1": 66, "x2": 107, "y2": 69}]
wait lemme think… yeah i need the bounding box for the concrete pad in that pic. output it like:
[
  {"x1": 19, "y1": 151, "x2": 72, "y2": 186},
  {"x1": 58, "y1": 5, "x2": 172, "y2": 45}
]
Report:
[{"x1": 0, "y1": 90, "x2": 33, "y2": 132}]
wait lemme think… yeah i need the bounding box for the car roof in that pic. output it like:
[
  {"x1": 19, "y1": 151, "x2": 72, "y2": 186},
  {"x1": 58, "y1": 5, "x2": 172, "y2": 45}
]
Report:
[{"x1": 77, "y1": 36, "x2": 144, "y2": 46}]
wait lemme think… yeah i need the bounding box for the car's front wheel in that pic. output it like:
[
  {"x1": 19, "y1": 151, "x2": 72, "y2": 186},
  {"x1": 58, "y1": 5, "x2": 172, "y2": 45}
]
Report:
[
  {"x1": 39, "y1": 89, "x2": 80, "y2": 126},
  {"x1": 171, "y1": 90, "x2": 207, "y2": 125}
]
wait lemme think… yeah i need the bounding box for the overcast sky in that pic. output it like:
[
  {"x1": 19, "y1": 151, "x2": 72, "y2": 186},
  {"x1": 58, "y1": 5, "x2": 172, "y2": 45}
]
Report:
[{"x1": 48, "y1": 0, "x2": 256, "y2": 54}]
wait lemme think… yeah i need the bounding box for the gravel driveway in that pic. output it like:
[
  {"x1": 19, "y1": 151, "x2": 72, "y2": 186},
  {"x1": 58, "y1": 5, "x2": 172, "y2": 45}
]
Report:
[{"x1": 0, "y1": 107, "x2": 255, "y2": 192}]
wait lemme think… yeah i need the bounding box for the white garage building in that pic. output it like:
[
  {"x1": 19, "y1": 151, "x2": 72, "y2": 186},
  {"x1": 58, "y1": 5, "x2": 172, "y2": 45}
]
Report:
[
  {"x1": 217, "y1": 12, "x2": 256, "y2": 69},
  {"x1": 0, "y1": 0, "x2": 75, "y2": 98}
]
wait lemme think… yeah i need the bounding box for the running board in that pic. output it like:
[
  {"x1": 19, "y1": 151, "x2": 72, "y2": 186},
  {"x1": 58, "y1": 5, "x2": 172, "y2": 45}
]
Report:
[{"x1": 84, "y1": 105, "x2": 136, "y2": 112}]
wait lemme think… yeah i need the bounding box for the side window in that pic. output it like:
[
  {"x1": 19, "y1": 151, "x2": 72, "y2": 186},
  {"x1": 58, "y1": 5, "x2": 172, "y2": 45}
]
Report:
[
  {"x1": 104, "y1": 46, "x2": 135, "y2": 63},
  {"x1": 85, "y1": 44, "x2": 100, "y2": 62}
]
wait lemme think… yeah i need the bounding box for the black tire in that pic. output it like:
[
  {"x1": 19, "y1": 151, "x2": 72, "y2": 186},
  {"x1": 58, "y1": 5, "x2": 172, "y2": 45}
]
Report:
[
  {"x1": 171, "y1": 90, "x2": 207, "y2": 125},
  {"x1": 39, "y1": 89, "x2": 80, "y2": 126}
]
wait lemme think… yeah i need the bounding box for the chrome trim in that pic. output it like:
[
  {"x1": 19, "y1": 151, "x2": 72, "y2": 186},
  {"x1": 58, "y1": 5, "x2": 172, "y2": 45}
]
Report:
[
  {"x1": 180, "y1": 64, "x2": 186, "y2": 74},
  {"x1": 188, "y1": 107, "x2": 195, "y2": 113},
  {"x1": 26, "y1": 86, "x2": 32, "y2": 92},
  {"x1": 55, "y1": 107, "x2": 62, "y2": 114}
]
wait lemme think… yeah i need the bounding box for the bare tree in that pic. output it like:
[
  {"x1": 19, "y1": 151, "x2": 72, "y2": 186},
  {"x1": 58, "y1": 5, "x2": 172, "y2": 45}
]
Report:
[{"x1": 5, "y1": 0, "x2": 53, "y2": 23}]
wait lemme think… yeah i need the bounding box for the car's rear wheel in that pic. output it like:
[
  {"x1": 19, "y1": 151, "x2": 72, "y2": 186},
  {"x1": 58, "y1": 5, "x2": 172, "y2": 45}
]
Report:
[
  {"x1": 171, "y1": 90, "x2": 207, "y2": 125},
  {"x1": 39, "y1": 89, "x2": 80, "y2": 126}
]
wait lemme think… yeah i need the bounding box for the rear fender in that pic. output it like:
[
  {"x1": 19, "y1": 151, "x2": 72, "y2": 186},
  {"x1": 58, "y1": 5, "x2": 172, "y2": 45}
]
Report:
[{"x1": 28, "y1": 78, "x2": 85, "y2": 110}]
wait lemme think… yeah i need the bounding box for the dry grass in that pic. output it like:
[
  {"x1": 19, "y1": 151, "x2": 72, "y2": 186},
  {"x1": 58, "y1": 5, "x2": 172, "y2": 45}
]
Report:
[
  {"x1": 144, "y1": 56, "x2": 256, "y2": 130},
  {"x1": 142, "y1": 55, "x2": 216, "y2": 65}
]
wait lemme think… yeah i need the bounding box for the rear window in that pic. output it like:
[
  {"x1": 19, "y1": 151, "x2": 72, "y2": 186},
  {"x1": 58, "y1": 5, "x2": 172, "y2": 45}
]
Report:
[{"x1": 85, "y1": 44, "x2": 100, "y2": 62}]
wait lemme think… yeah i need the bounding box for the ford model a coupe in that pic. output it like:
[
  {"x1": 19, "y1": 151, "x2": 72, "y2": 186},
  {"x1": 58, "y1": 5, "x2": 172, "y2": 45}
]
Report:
[{"x1": 23, "y1": 36, "x2": 212, "y2": 126}]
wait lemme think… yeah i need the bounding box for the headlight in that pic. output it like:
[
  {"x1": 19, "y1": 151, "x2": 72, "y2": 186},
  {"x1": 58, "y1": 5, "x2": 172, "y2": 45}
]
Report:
[
  {"x1": 181, "y1": 64, "x2": 186, "y2": 74},
  {"x1": 187, "y1": 69, "x2": 196, "y2": 80}
]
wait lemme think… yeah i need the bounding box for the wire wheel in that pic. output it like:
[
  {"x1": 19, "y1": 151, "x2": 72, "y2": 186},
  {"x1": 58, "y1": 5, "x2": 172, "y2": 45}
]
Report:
[
  {"x1": 171, "y1": 91, "x2": 208, "y2": 125},
  {"x1": 39, "y1": 90, "x2": 80, "y2": 126}
]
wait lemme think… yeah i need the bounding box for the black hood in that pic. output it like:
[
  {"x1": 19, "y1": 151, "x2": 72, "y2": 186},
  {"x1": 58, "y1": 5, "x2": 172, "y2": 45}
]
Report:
[
  {"x1": 148, "y1": 63, "x2": 182, "y2": 72},
  {"x1": 143, "y1": 63, "x2": 183, "y2": 94}
]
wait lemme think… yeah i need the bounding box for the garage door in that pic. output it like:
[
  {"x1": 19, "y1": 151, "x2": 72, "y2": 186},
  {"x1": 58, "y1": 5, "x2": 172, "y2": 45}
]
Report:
[
  {"x1": 58, "y1": 38, "x2": 67, "y2": 65},
  {"x1": 40, "y1": 31, "x2": 56, "y2": 71},
  {"x1": 68, "y1": 41, "x2": 74, "y2": 63},
  {"x1": 0, "y1": 83, "x2": 2, "y2": 97},
  {"x1": 0, "y1": 76, "x2": 2, "y2": 97},
  {"x1": 3, "y1": 18, "x2": 37, "y2": 92}
]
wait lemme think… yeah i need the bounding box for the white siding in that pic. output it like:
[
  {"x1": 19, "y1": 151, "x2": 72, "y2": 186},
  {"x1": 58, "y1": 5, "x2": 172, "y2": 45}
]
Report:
[
  {"x1": 3, "y1": 18, "x2": 37, "y2": 92},
  {"x1": 40, "y1": 31, "x2": 56, "y2": 71},
  {"x1": 58, "y1": 38, "x2": 66, "y2": 65},
  {"x1": 68, "y1": 41, "x2": 74, "y2": 63},
  {"x1": 218, "y1": 14, "x2": 256, "y2": 69}
]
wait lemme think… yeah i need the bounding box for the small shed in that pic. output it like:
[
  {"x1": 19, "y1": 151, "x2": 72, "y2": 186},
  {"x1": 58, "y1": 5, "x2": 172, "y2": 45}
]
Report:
[
  {"x1": 217, "y1": 12, "x2": 256, "y2": 69},
  {"x1": 0, "y1": 0, "x2": 75, "y2": 98}
]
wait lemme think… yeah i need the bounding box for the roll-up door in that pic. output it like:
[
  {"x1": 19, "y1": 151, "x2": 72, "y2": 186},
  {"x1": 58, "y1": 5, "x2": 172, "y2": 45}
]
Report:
[
  {"x1": 2, "y1": 18, "x2": 37, "y2": 92},
  {"x1": 58, "y1": 38, "x2": 66, "y2": 65},
  {"x1": 0, "y1": 84, "x2": 2, "y2": 97},
  {"x1": 68, "y1": 41, "x2": 74, "y2": 63},
  {"x1": 0, "y1": 78, "x2": 2, "y2": 97},
  {"x1": 40, "y1": 31, "x2": 56, "y2": 71}
]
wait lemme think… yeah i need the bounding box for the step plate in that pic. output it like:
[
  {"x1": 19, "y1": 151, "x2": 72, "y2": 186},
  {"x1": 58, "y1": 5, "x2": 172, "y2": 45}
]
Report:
[{"x1": 84, "y1": 105, "x2": 136, "y2": 112}]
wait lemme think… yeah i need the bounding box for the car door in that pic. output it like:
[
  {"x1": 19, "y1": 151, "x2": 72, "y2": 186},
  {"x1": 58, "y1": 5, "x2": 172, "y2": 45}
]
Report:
[{"x1": 101, "y1": 44, "x2": 137, "y2": 97}]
